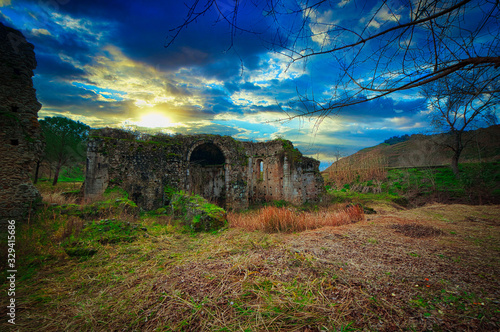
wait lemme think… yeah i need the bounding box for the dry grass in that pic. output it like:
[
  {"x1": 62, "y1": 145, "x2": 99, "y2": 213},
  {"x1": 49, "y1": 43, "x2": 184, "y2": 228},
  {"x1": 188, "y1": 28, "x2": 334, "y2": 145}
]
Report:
[
  {"x1": 325, "y1": 151, "x2": 387, "y2": 189},
  {"x1": 41, "y1": 192, "x2": 78, "y2": 205},
  {"x1": 36, "y1": 181, "x2": 83, "y2": 206},
  {"x1": 11, "y1": 183, "x2": 140, "y2": 267},
  {"x1": 228, "y1": 204, "x2": 365, "y2": 233},
  {"x1": 2, "y1": 203, "x2": 499, "y2": 331}
]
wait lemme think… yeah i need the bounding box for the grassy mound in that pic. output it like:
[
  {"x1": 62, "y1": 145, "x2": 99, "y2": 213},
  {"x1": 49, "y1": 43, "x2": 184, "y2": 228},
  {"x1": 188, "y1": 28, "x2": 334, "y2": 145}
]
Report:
[{"x1": 170, "y1": 191, "x2": 227, "y2": 232}]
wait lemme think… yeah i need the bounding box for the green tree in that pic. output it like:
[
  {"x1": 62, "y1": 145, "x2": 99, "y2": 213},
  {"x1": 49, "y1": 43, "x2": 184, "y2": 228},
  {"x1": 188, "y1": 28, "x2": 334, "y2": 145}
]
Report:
[{"x1": 39, "y1": 116, "x2": 90, "y2": 185}]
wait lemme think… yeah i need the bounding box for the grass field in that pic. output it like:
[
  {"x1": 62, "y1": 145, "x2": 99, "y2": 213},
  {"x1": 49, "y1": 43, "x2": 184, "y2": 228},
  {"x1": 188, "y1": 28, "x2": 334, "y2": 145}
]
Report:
[
  {"x1": 1, "y1": 179, "x2": 499, "y2": 331},
  {"x1": 326, "y1": 162, "x2": 500, "y2": 207}
]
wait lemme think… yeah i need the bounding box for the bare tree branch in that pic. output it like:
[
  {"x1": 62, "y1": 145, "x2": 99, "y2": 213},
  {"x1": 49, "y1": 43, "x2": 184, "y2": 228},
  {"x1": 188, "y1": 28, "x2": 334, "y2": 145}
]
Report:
[
  {"x1": 421, "y1": 67, "x2": 499, "y2": 176},
  {"x1": 165, "y1": 0, "x2": 500, "y2": 120}
]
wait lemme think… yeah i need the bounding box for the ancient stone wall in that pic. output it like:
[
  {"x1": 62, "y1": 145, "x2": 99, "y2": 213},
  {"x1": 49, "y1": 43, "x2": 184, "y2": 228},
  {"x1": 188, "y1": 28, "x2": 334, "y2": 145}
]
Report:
[
  {"x1": 0, "y1": 23, "x2": 44, "y2": 224},
  {"x1": 85, "y1": 129, "x2": 324, "y2": 210}
]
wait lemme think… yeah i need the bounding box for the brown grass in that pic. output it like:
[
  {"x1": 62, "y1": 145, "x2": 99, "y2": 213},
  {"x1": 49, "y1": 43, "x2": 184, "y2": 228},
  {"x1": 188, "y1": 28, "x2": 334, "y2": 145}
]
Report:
[
  {"x1": 36, "y1": 181, "x2": 83, "y2": 205},
  {"x1": 1, "y1": 204, "x2": 499, "y2": 331},
  {"x1": 228, "y1": 204, "x2": 365, "y2": 233},
  {"x1": 41, "y1": 192, "x2": 78, "y2": 205},
  {"x1": 12, "y1": 182, "x2": 140, "y2": 265},
  {"x1": 5, "y1": 183, "x2": 500, "y2": 331},
  {"x1": 325, "y1": 150, "x2": 387, "y2": 189}
]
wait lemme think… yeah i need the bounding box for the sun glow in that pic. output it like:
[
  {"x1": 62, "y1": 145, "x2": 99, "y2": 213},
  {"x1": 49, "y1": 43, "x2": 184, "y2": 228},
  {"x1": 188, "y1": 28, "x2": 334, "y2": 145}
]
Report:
[{"x1": 136, "y1": 113, "x2": 172, "y2": 128}]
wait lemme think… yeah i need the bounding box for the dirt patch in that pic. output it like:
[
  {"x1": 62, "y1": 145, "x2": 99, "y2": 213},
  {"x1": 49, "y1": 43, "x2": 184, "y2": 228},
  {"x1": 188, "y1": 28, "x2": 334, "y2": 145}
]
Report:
[{"x1": 389, "y1": 223, "x2": 445, "y2": 238}]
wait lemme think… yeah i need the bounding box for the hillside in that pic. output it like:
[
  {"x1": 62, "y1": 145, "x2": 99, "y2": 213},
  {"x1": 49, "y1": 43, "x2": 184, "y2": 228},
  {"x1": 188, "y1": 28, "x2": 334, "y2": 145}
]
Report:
[{"x1": 325, "y1": 125, "x2": 500, "y2": 172}]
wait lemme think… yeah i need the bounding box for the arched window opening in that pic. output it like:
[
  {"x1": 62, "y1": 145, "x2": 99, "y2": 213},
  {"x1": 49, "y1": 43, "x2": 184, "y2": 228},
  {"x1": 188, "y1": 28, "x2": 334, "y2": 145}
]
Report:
[
  {"x1": 258, "y1": 160, "x2": 264, "y2": 180},
  {"x1": 190, "y1": 143, "x2": 225, "y2": 166},
  {"x1": 187, "y1": 142, "x2": 226, "y2": 207}
]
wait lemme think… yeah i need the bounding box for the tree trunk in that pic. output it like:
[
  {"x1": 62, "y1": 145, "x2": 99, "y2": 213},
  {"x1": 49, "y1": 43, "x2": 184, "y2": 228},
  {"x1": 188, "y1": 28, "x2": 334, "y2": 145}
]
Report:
[
  {"x1": 34, "y1": 160, "x2": 40, "y2": 184},
  {"x1": 451, "y1": 151, "x2": 461, "y2": 178},
  {"x1": 451, "y1": 131, "x2": 463, "y2": 178},
  {"x1": 53, "y1": 162, "x2": 62, "y2": 186}
]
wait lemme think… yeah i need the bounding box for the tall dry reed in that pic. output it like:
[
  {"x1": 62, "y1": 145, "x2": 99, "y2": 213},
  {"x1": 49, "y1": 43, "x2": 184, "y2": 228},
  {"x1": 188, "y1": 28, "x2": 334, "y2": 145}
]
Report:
[{"x1": 228, "y1": 205, "x2": 364, "y2": 233}]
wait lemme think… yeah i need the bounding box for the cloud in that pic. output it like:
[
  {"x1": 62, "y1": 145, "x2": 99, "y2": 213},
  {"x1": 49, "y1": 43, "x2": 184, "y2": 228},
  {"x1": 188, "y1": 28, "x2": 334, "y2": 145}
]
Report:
[
  {"x1": 37, "y1": 0, "x2": 276, "y2": 74},
  {"x1": 4, "y1": 0, "x2": 440, "y2": 165},
  {"x1": 337, "y1": 0, "x2": 352, "y2": 8},
  {"x1": 31, "y1": 28, "x2": 50, "y2": 36},
  {"x1": 367, "y1": 3, "x2": 402, "y2": 29},
  {"x1": 306, "y1": 8, "x2": 338, "y2": 45},
  {"x1": 35, "y1": 53, "x2": 85, "y2": 79}
]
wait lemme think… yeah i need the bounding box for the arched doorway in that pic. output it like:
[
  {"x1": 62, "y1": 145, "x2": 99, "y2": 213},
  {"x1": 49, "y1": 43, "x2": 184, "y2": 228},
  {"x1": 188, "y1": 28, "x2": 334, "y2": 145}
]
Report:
[{"x1": 187, "y1": 142, "x2": 226, "y2": 206}]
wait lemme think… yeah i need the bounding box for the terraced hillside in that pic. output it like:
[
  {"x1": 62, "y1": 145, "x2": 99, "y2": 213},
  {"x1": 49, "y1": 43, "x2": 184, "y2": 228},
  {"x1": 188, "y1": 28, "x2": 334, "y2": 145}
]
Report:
[{"x1": 325, "y1": 125, "x2": 500, "y2": 171}]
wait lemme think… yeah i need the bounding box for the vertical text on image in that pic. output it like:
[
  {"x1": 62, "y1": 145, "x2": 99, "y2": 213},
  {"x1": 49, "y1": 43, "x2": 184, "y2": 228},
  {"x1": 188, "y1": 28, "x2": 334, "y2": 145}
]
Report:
[{"x1": 7, "y1": 219, "x2": 17, "y2": 325}]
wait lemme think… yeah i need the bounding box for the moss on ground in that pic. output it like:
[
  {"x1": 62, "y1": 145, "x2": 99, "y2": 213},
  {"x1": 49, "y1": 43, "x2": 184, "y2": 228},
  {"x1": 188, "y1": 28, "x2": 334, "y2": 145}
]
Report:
[{"x1": 170, "y1": 191, "x2": 227, "y2": 232}]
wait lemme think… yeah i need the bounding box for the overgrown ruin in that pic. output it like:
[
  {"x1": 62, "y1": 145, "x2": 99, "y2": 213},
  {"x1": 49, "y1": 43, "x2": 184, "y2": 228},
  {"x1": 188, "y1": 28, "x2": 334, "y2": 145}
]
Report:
[
  {"x1": 0, "y1": 23, "x2": 44, "y2": 224},
  {"x1": 84, "y1": 128, "x2": 324, "y2": 210}
]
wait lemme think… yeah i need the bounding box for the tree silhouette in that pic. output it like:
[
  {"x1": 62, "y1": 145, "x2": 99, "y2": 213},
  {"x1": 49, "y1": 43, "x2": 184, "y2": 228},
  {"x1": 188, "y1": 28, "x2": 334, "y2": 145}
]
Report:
[
  {"x1": 166, "y1": 0, "x2": 500, "y2": 120},
  {"x1": 421, "y1": 67, "x2": 499, "y2": 176}
]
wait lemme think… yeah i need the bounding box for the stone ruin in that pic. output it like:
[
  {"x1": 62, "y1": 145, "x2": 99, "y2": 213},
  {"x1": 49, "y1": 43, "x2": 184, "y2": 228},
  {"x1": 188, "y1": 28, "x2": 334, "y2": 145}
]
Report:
[
  {"x1": 0, "y1": 23, "x2": 44, "y2": 224},
  {"x1": 0, "y1": 22, "x2": 325, "y2": 222},
  {"x1": 84, "y1": 128, "x2": 325, "y2": 210}
]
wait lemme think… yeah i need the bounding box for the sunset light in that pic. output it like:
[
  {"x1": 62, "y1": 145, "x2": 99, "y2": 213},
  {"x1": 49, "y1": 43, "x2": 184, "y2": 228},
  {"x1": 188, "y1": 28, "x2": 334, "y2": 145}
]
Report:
[
  {"x1": 1, "y1": 0, "x2": 497, "y2": 167},
  {"x1": 1, "y1": 1, "x2": 499, "y2": 330},
  {"x1": 135, "y1": 113, "x2": 172, "y2": 128}
]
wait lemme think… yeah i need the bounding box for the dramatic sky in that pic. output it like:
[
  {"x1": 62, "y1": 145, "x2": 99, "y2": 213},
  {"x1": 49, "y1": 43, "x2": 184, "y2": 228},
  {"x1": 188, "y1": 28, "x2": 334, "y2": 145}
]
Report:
[{"x1": 2, "y1": 0, "x2": 493, "y2": 168}]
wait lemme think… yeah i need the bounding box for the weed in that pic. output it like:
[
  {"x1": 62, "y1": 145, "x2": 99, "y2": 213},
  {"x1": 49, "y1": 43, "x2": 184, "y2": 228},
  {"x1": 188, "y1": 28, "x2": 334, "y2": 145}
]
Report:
[
  {"x1": 66, "y1": 219, "x2": 147, "y2": 246},
  {"x1": 170, "y1": 192, "x2": 227, "y2": 232},
  {"x1": 42, "y1": 192, "x2": 78, "y2": 205}
]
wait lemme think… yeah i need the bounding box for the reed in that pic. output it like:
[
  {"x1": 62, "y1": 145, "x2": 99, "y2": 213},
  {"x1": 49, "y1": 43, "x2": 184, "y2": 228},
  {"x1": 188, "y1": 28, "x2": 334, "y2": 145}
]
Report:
[{"x1": 228, "y1": 204, "x2": 364, "y2": 233}]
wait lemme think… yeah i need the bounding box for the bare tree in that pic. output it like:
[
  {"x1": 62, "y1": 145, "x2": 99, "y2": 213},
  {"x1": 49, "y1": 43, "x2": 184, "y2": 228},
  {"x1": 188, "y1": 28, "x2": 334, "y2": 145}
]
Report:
[
  {"x1": 329, "y1": 147, "x2": 342, "y2": 162},
  {"x1": 421, "y1": 67, "x2": 499, "y2": 176},
  {"x1": 166, "y1": 0, "x2": 500, "y2": 118}
]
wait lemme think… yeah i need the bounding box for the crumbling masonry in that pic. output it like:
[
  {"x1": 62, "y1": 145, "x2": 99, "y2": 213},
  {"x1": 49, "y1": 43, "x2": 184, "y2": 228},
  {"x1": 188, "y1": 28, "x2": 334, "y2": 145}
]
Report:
[
  {"x1": 84, "y1": 128, "x2": 324, "y2": 210},
  {"x1": 0, "y1": 23, "x2": 44, "y2": 224}
]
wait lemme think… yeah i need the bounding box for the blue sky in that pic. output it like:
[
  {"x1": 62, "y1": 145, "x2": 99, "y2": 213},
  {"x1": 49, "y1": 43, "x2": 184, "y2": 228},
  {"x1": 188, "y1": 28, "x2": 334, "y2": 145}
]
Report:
[{"x1": 2, "y1": 0, "x2": 495, "y2": 169}]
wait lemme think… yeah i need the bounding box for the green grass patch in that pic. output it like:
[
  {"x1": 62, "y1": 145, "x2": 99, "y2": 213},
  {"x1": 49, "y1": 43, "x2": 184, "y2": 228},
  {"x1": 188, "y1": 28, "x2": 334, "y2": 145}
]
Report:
[
  {"x1": 329, "y1": 190, "x2": 401, "y2": 205},
  {"x1": 64, "y1": 219, "x2": 147, "y2": 248},
  {"x1": 170, "y1": 191, "x2": 227, "y2": 232},
  {"x1": 327, "y1": 162, "x2": 500, "y2": 206}
]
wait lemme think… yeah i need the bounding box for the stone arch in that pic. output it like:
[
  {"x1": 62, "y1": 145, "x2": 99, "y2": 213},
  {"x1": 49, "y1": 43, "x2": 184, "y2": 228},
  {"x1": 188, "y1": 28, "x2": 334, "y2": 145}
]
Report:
[
  {"x1": 186, "y1": 140, "x2": 229, "y2": 206},
  {"x1": 187, "y1": 141, "x2": 227, "y2": 166}
]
